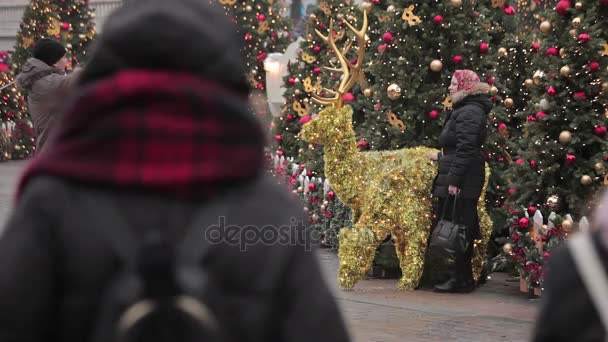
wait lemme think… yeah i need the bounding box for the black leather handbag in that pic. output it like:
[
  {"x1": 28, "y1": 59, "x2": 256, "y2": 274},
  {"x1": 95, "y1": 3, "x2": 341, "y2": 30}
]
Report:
[{"x1": 429, "y1": 195, "x2": 470, "y2": 258}]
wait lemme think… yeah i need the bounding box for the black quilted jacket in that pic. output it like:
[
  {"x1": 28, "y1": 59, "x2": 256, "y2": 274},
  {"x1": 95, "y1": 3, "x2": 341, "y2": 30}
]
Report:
[{"x1": 432, "y1": 94, "x2": 493, "y2": 199}]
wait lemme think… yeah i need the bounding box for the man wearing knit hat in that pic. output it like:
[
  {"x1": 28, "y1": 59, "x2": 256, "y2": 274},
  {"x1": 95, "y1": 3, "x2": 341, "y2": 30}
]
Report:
[{"x1": 16, "y1": 38, "x2": 81, "y2": 151}]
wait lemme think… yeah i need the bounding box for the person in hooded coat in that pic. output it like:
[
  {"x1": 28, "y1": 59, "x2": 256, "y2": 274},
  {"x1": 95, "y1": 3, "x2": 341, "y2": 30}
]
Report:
[
  {"x1": 0, "y1": 0, "x2": 350, "y2": 341},
  {"x1": 426, "y1": 69, "x2": 492, "y2": 293},
  {"x1": 16, "y1": 38, "x2": 81, "y2": 151}
]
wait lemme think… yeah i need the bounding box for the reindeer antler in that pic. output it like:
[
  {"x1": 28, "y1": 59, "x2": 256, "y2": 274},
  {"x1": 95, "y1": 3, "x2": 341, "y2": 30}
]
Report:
[{"x1": 312, "y1": 10, "x2": 368, "y2": 108}]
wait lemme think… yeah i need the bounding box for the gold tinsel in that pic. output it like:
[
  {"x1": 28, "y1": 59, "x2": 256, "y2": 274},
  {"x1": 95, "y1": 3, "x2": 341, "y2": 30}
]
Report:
[{"x1": 300, "y1": 105, "x2": 492, "y2": 290}]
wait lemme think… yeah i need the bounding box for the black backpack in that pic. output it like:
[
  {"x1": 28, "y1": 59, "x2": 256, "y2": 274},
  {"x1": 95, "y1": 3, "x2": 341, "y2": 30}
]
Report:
[{"x1": 83, "y1": 195, "x2": 227, "y2": 342}]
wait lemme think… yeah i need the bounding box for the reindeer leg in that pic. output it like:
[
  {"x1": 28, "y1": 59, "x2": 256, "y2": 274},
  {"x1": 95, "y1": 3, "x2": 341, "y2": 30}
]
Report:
[
  {"x1": 337, "y1": 213, "x2": 386, "y2": 290},
  {"x1": 394, "y1": 205, "x2": 433, "y2": 290}
]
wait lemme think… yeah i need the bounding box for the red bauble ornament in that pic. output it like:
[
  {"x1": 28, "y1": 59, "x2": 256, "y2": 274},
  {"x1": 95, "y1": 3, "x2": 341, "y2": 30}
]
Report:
[
  {"x1": 544, "y1": 251, "x2": 551, "y2": 258},
  {"x1": 287, "y1": 77, "x2": 296, "y2": 86},
  {"x1": 546, "y1": 47, "x2": 558, "y2": 56},
  {"x1": 382, "y1": 32, "x2": 394, "y2": 44},
  {"x1": 529, "y1": 160, "x2": 538, "y2": 169},
  {"x1": 374, "y1": 103, "x2": 382, "y2": 111},
  {"x1": 256, "y1": 82, "x2": 264, "y2": 90},
  {"x1": 308, "y1": 183, "x2": 316, "y2": 192},
  {"x1": 503, "y1": 5, "x2": 516, "y2": 15},
  {"x1": 516, "y1": 158, "x2": 525, "y2": 165},
  {"x1": 573, "y1": 91, "x2": 586, "y2": 100},
  {"x1": 588, "y1": 61, "x2": 600, "y2": 72},
  {"x1": 565, "y1": 154, "x2": 576, "y2": 165},
  {"x1": 531, "y1": 43, "x2": 541, "y2": 52},
  {"x1": 528, "y1": 205, "x2": 537, "y2": 215},
  {"x1": 518, "y1": 217, "x2": 530, "y2": 229},
  {"x1": 547, "y1": 86, "x2": 557, "y2": 96},
  {"x1": 327, "y1": 191, "x2": 336, "y2": 200},
  {"x1": 498, "y1": 157, "x2": 505, "y2": 162},
  {"x1": 578, "y1": 33, "x2": 590, "y2": 44},
  {"x1": 536, "y1": 111, "x2": 547, "y2": 119},
  {"x1": 498, "y1": 123, "x2": 507, "y2": 131},
  {"x1": 452, "y1": 55, "x2": 463, "y2": 64},
  {"x1": 357, "y1": 138, "x2": 369, "y2": 150},
  {"x1": 277, "y1": 150, "x2": 284, "y2": 156},
  {"x1": 433, "y1": 15, "x2": 444, "y2": 24},
  {"x1": 343, "y1": 93, "x2": 355, "y2": 102},
  {"x1": 313, "y1": 67, "x2": 322, "y2": 75},
  {"x1": 313, "y1": 45, "x2": 321, "y2": 53},
  {"x1": 299, "y1": 116, "x2": 312, "y2": 125},
  {"x1": 555, "y1": 0, "x2": 571, "y2": 16},
  {"x1": 257, "y1": 14, "x2": 266, "y2": 22},
  {"x1": 479, "y1": 42, "x2": 489, "y2": 55},
  {"x1": 256, "y1": 52, "x2": 267, "y2": 62},
  {"x1": 377, "y1": 44, "x2": 388, "y2": 53},
  {"x1": 60, "y1": 22, "x2": 70, "y2": 30},
  {"x1": 487, "y1": 76, "x2": 495, "y2": 85},
  {"x1": 286, "y1": 113, "x2": 295, "y2": 121},
  {"x1": 244, "y1": 33, "x2": 253, "y2": 41},
  {"x1": 307, "y1": 170, "x2": 314, "y2": 177},
  {"x1": 275, "y1": 134, "x2": 282, "y2": 141},
  {"x1": 371, "y1": 0, "x2": 380, "y2": 4},
  {"x1": 527, "y1": 115, "x2": 537, "y2": 122},
  {"x1": 429, "y1": 110, "x2": 440, "y2": 120},
  {"x1": 0, "y1": 63, "x2": 8, "y2": 73},
  {"x1": 594, "y1": 126, "x2": 607, "y2": 137},
  {"x1": 270, "y1": 32, "x2": 278, "y2": 40}
]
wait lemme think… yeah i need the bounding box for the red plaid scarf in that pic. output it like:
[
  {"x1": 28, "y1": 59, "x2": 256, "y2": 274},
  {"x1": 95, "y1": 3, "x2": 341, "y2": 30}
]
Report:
[{"x1": 17, "y1": 70, "x2": 264, "y2": 200}]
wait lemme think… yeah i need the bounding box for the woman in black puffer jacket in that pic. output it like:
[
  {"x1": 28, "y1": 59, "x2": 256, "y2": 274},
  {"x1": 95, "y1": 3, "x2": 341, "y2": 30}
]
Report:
[{"x1": 426, "y1": 69, "x2": 492, "y2": 293}]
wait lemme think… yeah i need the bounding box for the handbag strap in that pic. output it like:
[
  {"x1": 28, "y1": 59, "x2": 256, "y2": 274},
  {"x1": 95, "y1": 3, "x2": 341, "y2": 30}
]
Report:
[
  {"x1": 440, "y1": 194, "x2": 459, "y2": 221},
  {"x1": 569, "y1": 233, "x2": 608, "y2": 339}
]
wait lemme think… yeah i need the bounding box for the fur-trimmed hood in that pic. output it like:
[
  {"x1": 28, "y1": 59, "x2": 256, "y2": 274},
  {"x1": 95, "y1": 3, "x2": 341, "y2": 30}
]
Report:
[{"x1": 451, "y1": 82, "x2": 491, "y2": 105}]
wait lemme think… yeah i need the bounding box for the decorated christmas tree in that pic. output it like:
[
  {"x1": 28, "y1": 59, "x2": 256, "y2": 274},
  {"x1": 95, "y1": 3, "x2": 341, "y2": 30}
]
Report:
[
  {"x1": 505, "y1": 0, "x2": 608, "y2": 290},
  {"x1": 218, "y1": 0, "x2": 292, "y2": 128},
  {"x1": 361, "y1": 0, "x2": 494, "y2": 150},
  {"x1": 12, "y1": 0, "x2": 95, "y2": 72},
  {"x1": 0, "y1": 53, "x2": 35, "y2": 160}
]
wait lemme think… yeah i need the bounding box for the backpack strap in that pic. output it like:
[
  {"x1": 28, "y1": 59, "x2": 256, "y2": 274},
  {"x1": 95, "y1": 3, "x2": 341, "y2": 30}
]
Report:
[{"x1": 569, "y1": 233, "x2": 608, "y2": 338}]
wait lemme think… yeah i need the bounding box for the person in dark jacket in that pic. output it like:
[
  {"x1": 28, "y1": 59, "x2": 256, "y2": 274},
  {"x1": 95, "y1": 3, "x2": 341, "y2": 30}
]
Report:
[
  {"x1": 0, "y1": 0, "x2": 351, "y2": 341},
  {"x1": 426, "y1": 69, "x2": 492, "y2": 293},
  {"x1": 533, "y1": 191, "x2": 608, "y2": 342}
]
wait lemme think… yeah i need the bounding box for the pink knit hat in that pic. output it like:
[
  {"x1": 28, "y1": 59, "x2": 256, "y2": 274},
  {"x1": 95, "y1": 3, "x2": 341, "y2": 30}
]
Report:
[{"x1": 453, "y1": 70, "x2": 481, "y2": 92}]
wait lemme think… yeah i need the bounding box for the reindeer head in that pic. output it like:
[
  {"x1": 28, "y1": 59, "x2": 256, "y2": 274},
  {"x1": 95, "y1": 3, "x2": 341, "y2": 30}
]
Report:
[
  {"x1": 299, "y1": 106, "x2": 353, "y2": 145},
  {"x1": 299, "y1": 11, "x2": 368, "y2": 145}
]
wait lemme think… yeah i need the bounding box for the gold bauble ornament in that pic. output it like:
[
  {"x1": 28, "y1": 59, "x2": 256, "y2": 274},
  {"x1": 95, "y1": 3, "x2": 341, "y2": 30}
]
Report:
[
  {"x1": 595, "y1": 163, "x2": 605, "y2": 173},
  {"x1": 387, "y1": 83, "x2": 402, "y2": 100},
  {"x1": 575, "y1": 2, "x2": 583, "y2": 9},
  {"x1": 363, "y1": 88, "x2": 373, "y2": 97},
  {"x1": 561, "y1": 219, "x2": 574, "y2": 232},
  {"x1": 572, "y1": 17, "x2": 581, "y2": 27},
  {"x1": 602, "y1": 82, "x2": 608, "y2": 93},
  {"x1": 524, "y1": 79, "x2": 534, "y2": 88},
  {"x1": 503, "y1": 243, "x2": 513, "y2": 254},
  {"x1": 297, "y1": 186, "x2": 304, "y2": 193},
  {"x1": 504, "y1": 98, "x2": 514, "y2": 108},
  {"x1": 430, "y1": 59, "x2": 443, "y2": 72},
  {"x1": 533, "y1": 70, "x2": 546, "y2": 85},
  {"x1": 359, "y1": 1, "x2": 372, "y2": 12},
  {"x1": 560, "y1": 65, "x2": 571, "y2": 77},
  {"x1": 387, "y1": 4, "x2": 396, "y2": 12},
  {"x1": 546, "y1": 195, "x2": 560, "y2": 209},
  {"x1": 498, "y1": 47, "x2": 508, "y2": 56},
  {"x1": 581, "y1": 175, "x2": 593, "y2": 186},
  {"x1": 559, "y1": 48, "x2": 567, "y2": 57},
  {"x1": 540, "y1": 20, "x2": 552, "y2": 33},
  {"x1": 311, "y1": 213, "x2": 320, "y2": 223},
  {"x1": 559, "y1": 130, "x2": 573, "y2": 145},
  {"x1": 489, "y1": 86, "x2": 498, "y2": 95},
  {"x1": 450, "y1": 0, "x2": 462, "y2": 7},
  {"x1": 569, "y1": 29, "x2": 578, "y2": 38}
]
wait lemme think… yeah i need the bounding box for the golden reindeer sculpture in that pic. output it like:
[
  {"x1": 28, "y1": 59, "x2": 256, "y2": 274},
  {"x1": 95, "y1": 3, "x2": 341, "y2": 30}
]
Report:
[{"x1": 299, "y1": 11, "x2": 492, "y2": 290}]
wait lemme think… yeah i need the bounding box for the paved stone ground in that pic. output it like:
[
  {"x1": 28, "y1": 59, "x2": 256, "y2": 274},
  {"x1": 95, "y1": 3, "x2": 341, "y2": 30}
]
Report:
[{"x1": 0, "y1": 161, "x2": 538, "y2": 341}]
